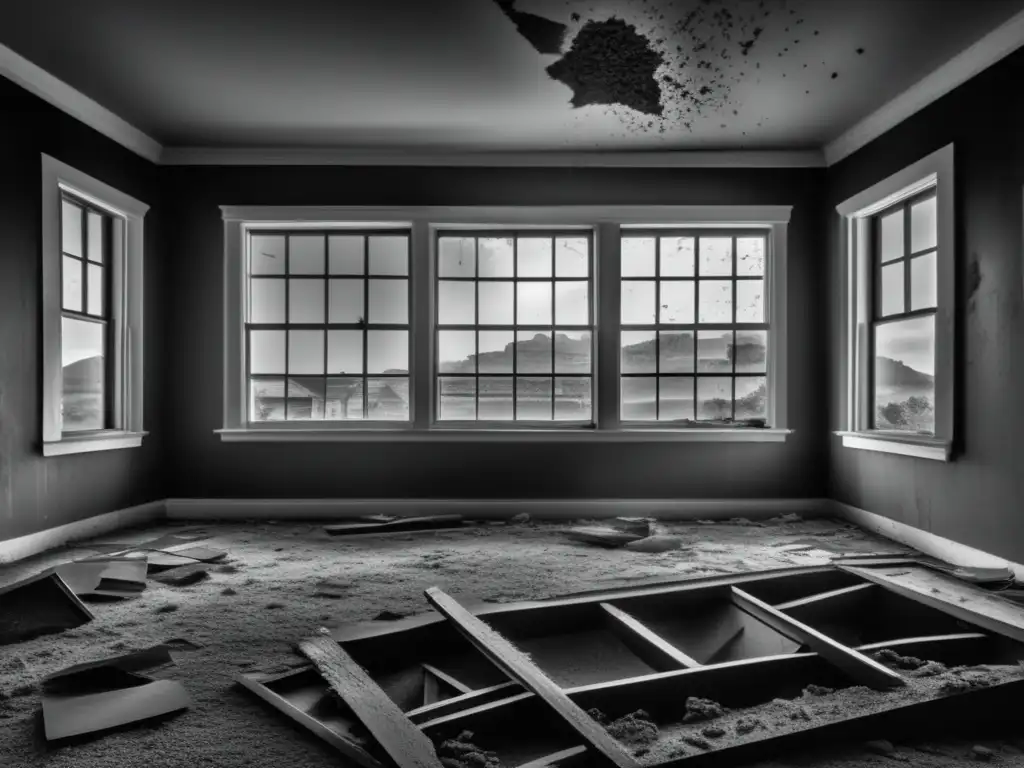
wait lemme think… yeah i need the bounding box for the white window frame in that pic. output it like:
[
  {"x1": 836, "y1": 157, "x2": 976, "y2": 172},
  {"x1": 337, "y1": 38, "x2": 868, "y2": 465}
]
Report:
[
  {"x1": 41, "y1": 154, "x2": 148, "y2": 456},
  {"x1": 219, "y1": 206, "x2": 791, "y2": 443},
  {"x1": 835, "y1": 144, "x2": 954, "y2": 461}
]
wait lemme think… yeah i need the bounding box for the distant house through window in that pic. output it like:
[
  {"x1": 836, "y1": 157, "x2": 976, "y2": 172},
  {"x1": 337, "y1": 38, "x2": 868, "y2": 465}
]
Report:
[
  {"x1": 247, "y1": 230, "x2": 412, "y2": 423},
  {"x1": 619, "y1": 232, "x2": 769, "y2": 424},
  {"x1": 434, "y1": 231, "x2": 594, "y2": 423}
]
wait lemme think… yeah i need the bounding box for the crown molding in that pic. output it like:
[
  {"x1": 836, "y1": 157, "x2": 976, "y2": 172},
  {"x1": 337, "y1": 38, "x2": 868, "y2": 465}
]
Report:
[
  {"x1": 824, "y1": 7, "x2": 1024, "y2": 166},
  {"x1": 158, "y1": 146, "x2": 825, "y2": 167},
  {"x1": 0, "y1": 43, "x2": 163, "y2": 163}
]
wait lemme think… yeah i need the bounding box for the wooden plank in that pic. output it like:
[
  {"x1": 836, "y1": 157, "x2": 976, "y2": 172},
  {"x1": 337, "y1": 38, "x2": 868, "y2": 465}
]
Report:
[
  {"x1": 855, "y1": 632, "x2": 986, "y2": 652},
  {"x1": 42, "y1": 679, "x2": 191, "y2": 741},
  {"x1": 422, "y1": 664, "x2": 473, "y2": 696},
  {"x1": 600, "y1": 603, "x2": 700, "y2": 671},
  {"x1": 407, "y1": 681, "x2": 521, "y2": 725},
  {"x1": 731, "y1": 587, "x2": 905, "y2": 690},
  {"x1": 774, "y1": 583, "x2": 877, "y2": 627},
  {"x1": 423, "y1": 587, "x2": 638, "y2": 768},
  {"x1": 774, "y1": 582, "x2": 876, "y2": 612},
  {"x1": 297, "y1": 632, "x2": 444, "y2": 768},
  {"x1": 235, "y1": 672, "x2": 385, "y2": 768},
  {"x1": 518, "y1": 746, "x2": 589, "y2": 768},
  {"x1": 841, "y1": 565, "x2": 1024, "y2": 643}
]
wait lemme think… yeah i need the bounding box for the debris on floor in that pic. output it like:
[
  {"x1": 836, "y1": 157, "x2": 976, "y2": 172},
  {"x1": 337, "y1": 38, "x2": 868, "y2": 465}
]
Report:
[
  {"x1": 42, "y1": 644, "x2": 177, "y2": 693},
  {"x1": 0, "y1": 570, "x2": 94, "y2": 645},
  {"x1": 54, "y1": 557, "x2": 148, "y2": 599},
  {"x1": 149, "y1": 563, "x2": 212, "y2": 586},
  {"x1": 324, "y1": 514, "x2": 465, "y2": 537}
]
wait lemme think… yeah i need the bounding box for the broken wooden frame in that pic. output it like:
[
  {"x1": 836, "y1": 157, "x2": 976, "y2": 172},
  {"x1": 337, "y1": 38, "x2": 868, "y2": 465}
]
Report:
[{"x1": 237, "y1": 564, "x2": 1024, "y2": 767}]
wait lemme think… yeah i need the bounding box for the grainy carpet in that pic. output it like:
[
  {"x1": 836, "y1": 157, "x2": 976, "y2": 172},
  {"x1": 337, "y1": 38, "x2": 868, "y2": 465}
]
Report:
[{"x1": 1, "y1": 514, "x2": 1022, "y2": 767}]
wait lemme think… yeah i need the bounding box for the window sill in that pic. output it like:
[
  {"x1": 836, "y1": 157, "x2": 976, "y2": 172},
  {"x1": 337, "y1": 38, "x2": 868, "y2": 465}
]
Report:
[
  {"x1": 42, "y1": 431, "x2": 148, "y2": 457},
  {"x1": 834, "y1": 431, "x2": 951, "y2": 461},
  {"x1": 215, "y1": 427, "x2": 793, "y2": 443}
]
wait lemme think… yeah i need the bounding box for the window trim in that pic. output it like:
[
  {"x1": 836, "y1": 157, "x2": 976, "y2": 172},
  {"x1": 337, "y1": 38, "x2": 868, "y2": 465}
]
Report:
[
  {"x1": 219, "y1": 206, "x2": 792, "y2": 442},
  {"x1": 41, "y1": 154, "x2": 149, "y2": 457},
  {"x1": 834, "y1": 143, "x2": 954, "y2": 461}
]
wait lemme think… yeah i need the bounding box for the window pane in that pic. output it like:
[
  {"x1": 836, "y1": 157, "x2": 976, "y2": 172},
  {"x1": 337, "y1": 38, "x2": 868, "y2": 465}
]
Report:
[
  {"x1": 516, "y1": 377, "x2": 552, "y2": 420},
  {"x1": 517, "y1": 331, "x2": 552, "y2": 374},
  {"x1": 289, "y1": 279, "x2": 326, "y2": 324},
  {"x1": 697, "y1": 330, "x2": 732, "y2": 372},
  {"x1": 736, "y1": 279, "x2": 764, "y2": 323},
  {"x1": 62, "y1": 256, "x2": 82, "y2": 312},
  {"x1": 479, "y1": 331, "x2": 514, "y2": 373},
  {"x1": 660, "y1": 281, "x2": 695, "y2": 324},
  {"x1": 517, "y1": 237, "x2": 552, "y2": 277},
  {"x1": 367, "y1": 330, "x2": 408, "y2": 374},
  {"x1": 87, "y1": 212, "x2": 104, "y2": 263},
  {"x1": 697, "y1": 377, "x2": 732, "y2": 419},
  {"x1": 910, "y1": 252, "x2": 937, "y2": 311},
  {"x1": 326, "y1": 377, "x2": 364, "y2": 420},
  {"x1": 251, "y1": 278, "x2": 285, "y2": 323},
  {"x1": 880, "y1": 210, "x2": 903, "y2": 263},
  {"x1": 555, "y1": 237, "x2": 589, "y2": 277},
  {"x1": 555, "y1": 377, "x2": 591, "y2": 420},
  {"x1": 250, "y1": 330, "x2": 286, "y2": 374},
  {"x1": 659, "y1": 377, "x2": 694, "y2": 421},
  {"x1": 621, "y1": 377, "x2": 656, "y2": 421},
  {"x1": 479, "y1": 237, "x2": 514, "y2": 277},
  {"x1": 621, "y1": 237, "x2": 655, "y2": 277},
  {"x1": 368, "y1": 377, "x2": 409, "y2": 421},
  {"x1": 874, "y1": 315, "x2": 935, "y2": 434},
  {"x1": 251, "y1": 378, "x2": 286, "y2": 422},
  {"x1": 289, "y1": 330, "x2": 325, "y2": 374},
  {"x1": 698, "y1": 280, "x2": 732, "y2": 323},
  {"x1": 62, "y1": 200, "x2": 82, "y2": 256},
  {"x1": 660, "y1": 237, "x2": 694, "y2": 277},
  {"x1": 438, "y1": 281, "x2": 475, "y2": 325},
  {"x1": 369, "y1": 279, "x2": 408, "y2": 324},
  {"x1": 555, "y1": 281, "x2": 589, "y2": 325},
  {"x1": 439, "y1": 330, "x2": 476, "y2": 373},
  {"x1": 439, "y1": 237, "x2": 475, "y2": 277},
  {"x1": 61, "y1": 316, "x2": 104, "y2": 431},
  {"x1": 735, "y1": 331, "x2": 768, "y2": 374},
  {"x1": 289, "y1": 235, "x2": 325, "y2": 274},
  {"x1": 621, "y1": 330, "x2": 656, "y2": 374},
  {"x1": 478, "y1": 282, "x2": 514, "y2": 325},
  {"x1": 880, "y1": 262, "x2": 904, "y2": 316},
  {"x1": 911, "y1": 196, "x2": 937, "y2": 253},
  {"x1": 735, "y1": 376, "x2": 767, "y2": 420},
  {"x1": 699, "y1": 237, "x2": 732, "y2": 276},
  {"x1": 286, "y1": 377, "x2": 326, "y2": 420},
  {"x1": 329, "y1": 235, "x2": 364, "y2": 274},
  {"x1": 621, "y1": 281, "x2": 655, "y2": 324},
  {"x1": 555, "y1": 330, "x2": 591, "y2": 374},
  {"x1": 251, "y1": 234, "x2": 285, "y2": 275},
  {"x1": 439, "y1": 377, "x2": 475, "y2": 420},
  {"x1": 659, "y1": 331, "x2": 694, "y2": 373},
  {"x1": 327, "y1": 330, "x2": 363, "y2": 375},
  {"x1": 369, "y1": 235, "x2": 408, "y2": 275},
  {"x1": 479, "y1": 377, "x2": 513, "y2": 420},
  {"x1": 736, "y1": 237, "x2": 764, "y2": 276},
  {"x1": 87, "y1": 264, "x2": 103, "y2": 316},
  {"x1": 328, "y1": 279, "x2": 364, "y2": 323},
  {"x1": 517, "y1": 282, "x2": 552, "y2": 325}
]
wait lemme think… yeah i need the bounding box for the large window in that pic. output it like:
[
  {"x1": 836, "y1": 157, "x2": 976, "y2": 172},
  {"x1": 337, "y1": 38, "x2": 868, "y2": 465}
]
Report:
[
  {"x1": 220, "y1": 206, "x2": 791, "y2": 442},
  {"x1": 435, "y1": 232, "x2": 593, "y2": 424},
  {"x1": 836, "y1": 143, "x2": 954, "y2": 461},
  {"x1": 41, "y1": 154, "x2": 148, "y2": 457},
  {"x1": 620, "y1": 232, "x2": 768, "y2": 424},
  {"x1": 246, "y1": 231, "x2": 411, "y2": 423}
]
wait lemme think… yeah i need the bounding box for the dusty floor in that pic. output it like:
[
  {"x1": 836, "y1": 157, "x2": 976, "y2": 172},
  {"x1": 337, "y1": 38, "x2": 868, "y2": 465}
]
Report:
[{"x1": 1, "y1": 514, "x2": 1023, "y2": 767}]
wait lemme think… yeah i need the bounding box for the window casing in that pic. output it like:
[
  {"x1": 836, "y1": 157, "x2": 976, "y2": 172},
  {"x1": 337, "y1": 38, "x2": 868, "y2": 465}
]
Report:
[
  {"x1": 219, "y1": 207, "x2": 791, "y2": 442},
  {"x1": 41, "y1": 154, "x2": 148, "y2": 457},
  {"x1": 836, "y1": 144, "x2": 954, "y2": 461}
]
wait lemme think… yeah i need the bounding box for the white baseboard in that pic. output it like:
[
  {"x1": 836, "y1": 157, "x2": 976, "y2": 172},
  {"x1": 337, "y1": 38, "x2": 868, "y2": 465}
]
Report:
[
  {"x1": 0, "y1": 500, "x2": 166, "y2": 564},
  {"x1": 829, "y1": 500, "x2": 1024, "y2": 579},
  {"x1": 165, "y1": 497, "x2": 827, "y2": 522}
]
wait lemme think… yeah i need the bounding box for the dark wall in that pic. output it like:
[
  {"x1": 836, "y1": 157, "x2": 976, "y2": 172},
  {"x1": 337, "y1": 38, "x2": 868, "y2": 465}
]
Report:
[
  {"x1": 164, "y1": 165, "x2": 828, "y2": 500},
  {"x1": 0, "y1": 78, "x2": 166, "y2": 542},
  {"x1": 826, "y1": 48, "x2": 1024, "y2": 562}
]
